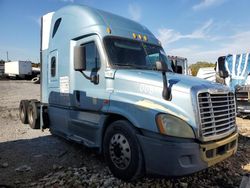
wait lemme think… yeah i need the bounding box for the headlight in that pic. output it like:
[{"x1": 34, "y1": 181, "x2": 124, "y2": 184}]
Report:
[{"x1": 156, "y1": 114, "x2": 195, "y2": 139}]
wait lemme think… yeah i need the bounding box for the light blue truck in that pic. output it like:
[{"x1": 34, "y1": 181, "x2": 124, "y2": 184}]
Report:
[
  {"x1": 215, "y1": 54, "x2": 250, "y2": 116},
  {"x1": 19, "y1": 5, "x2": 238, "y2": 180}
]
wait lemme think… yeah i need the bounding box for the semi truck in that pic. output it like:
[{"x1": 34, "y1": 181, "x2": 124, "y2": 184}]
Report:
[
  {"x1": 215, "y1": 53, "x2": 250, "y2": 116},
  {"x1": 167, "y1": 56, "x2": 189, "y2": 75},
  {"x1": 4, "y1": 61, "x2": 32, "y2": 79},
  {"x1": 19, "y1": 5, "x2": 238, "y2": 180}
]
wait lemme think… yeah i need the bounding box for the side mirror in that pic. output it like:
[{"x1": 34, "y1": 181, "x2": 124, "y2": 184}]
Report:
[
  {"x1": 156, "y1": 61, "x2": 171, "y2": 100},
  {"x1": 219, "y1": 70, "x2": 229, "y2": 78},
  {"x1": 156, "y1": 61, "x2": 168, "y2": 72},
  {"x1": 74, "y1": 46, "x2": 86, "y2": 71}
]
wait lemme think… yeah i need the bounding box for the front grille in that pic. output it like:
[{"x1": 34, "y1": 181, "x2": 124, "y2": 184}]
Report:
[{"x1": 198, "y1": 92, "x2": 236, "y2": 139}]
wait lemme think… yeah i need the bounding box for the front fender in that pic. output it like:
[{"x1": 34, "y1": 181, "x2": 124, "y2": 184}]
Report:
[{"x1": 108, "y1": 92, "x2": 191, "y2": 133}]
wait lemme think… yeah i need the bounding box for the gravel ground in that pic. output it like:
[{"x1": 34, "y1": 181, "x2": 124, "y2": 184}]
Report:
[{"x1": 0, "y1": 80, "x2": 249, "y2": 188}]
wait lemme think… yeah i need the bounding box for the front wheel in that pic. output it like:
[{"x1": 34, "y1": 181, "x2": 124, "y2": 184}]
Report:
[{"x1": 103, "y1": 120, "x2": 144, "y2": 181}]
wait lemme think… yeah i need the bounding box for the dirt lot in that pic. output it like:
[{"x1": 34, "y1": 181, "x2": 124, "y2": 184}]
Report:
[{"x1": 0, "y1": 80, "x2": 249, "y2": 188}]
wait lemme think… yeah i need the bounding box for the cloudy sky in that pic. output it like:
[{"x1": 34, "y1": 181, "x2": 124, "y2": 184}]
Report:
[{"x1": 0, "y1": 0, "x2": 250, "y2": 64}]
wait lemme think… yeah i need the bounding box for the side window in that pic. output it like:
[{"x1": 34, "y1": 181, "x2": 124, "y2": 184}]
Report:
[
  {"x1": 82, "y1": 42, "x2": 100, "y2": 71},
  {"x1": 51, "y1": 56, "x2": 56, "y2": 77},
  {"x1": 52, "y1": 18, "x2": 62, "y2": 38}
]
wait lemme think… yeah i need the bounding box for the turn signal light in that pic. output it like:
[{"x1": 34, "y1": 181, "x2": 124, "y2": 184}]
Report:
[{"x1": 106, "y1": 27, "x2": 111, "y2": 34}]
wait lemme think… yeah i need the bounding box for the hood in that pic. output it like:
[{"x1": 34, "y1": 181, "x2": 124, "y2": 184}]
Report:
[
  {"x1": 111, "y1": 69, "x2": 232, "y2": 132},
  {"x1": 114, "y1": 69, "x2": 229, "y2": 94},
  {"x1": 227, "y1": 75, "x2": 250, "y2": 90}
]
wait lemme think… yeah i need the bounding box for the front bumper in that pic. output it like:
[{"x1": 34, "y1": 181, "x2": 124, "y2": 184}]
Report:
[{"x1": 137, "y1": 132, "x2": 238, "y2": 177}]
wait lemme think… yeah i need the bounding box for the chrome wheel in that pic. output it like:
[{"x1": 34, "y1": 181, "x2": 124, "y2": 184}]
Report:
[{"x1": 109, "y1": 133, "x2": 131, "y2": 170}]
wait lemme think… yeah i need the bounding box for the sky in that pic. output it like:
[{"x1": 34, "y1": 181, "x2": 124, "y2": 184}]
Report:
[{"x1": 0, "y1": 0, "x2": 250, "y2": 64}]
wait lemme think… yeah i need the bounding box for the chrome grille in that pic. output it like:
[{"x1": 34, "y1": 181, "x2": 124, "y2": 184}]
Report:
[{"x1": 198, "y1": 92, "x2": 236, "y2": 139}]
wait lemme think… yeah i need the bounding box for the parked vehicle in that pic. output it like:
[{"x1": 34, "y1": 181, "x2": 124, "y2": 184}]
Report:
[
  {"x1": 168, "y1": 56, "x2": 190, "y2": 75},
  {"x1": 215, "y1": 53, "x2": 250, "y2": 116},
  {"x1": 19, "y1": 5, "x2": 238, "y2": 180},
  {"x1": 4, "y1": 61, "x2": 32, "y2": 79},
  {"x1": 196, "y1": 67, "x2": 216, "y2": 82}
]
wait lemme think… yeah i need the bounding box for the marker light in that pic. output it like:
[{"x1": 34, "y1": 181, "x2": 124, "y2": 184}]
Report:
[
  {"x1": 143, "y1": 35, "x2": 148, "y2": 41},
  {"x1": 138, "y1": 34, "x2": 142, "y2": 40},
  {"x1": 132, "y1": 33, "x2": 137, "y2": 39},
  {"x1": 106, "y1": 27, "x2": 111, "y2": 34}
]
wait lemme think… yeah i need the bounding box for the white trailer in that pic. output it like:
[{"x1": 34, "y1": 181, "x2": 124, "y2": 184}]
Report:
[
  {"x1": 4, "y1": 61, "x2": 32, "y2": 78},
  {"x1": 196, "y1": 67, "x2": 216, "y2": 82}
]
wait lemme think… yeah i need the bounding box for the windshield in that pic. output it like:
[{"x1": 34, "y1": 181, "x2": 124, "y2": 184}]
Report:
[{"x1": 104, "y1": 37, "x2": 173, "y2": 72}]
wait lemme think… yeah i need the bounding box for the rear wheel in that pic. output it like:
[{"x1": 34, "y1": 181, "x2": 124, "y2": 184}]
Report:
[
  {"x1": 19, "y1": 100, "x2": 29, "y2": 124},
  {"x1": 27, "y1": 101, "x2": 40, "y2": 129},
  {"x1": 103, "y1": 120, "x2": 144, "y2": 181}
]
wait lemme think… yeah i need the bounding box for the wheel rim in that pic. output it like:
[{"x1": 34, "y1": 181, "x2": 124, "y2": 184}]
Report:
[
  {"x1": 109, "y1": 133, "x2": 131, "y2": 170},
  {"x1": 28, "y1": 108, "x2": 34, "y2": 125}
]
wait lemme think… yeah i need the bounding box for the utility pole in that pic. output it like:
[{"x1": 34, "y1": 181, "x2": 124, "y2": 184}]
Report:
[{"x1": 6, "y1": 51, "x2": 9, "y2": 62}]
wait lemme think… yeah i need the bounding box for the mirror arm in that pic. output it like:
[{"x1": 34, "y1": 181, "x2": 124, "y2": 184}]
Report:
[
  {"x1": 79, "y1": 71, "x2": 99, "y2": 85},
  {"x1": 80, "y1": 70, "x2": 91, "y2": 80}
]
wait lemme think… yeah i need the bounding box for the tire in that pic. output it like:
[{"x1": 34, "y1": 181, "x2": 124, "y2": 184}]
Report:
[
  {"x1": 103, "y1": 120, "x2": 144, "y2": 181},
  {"x1": 19, "y1": 100, "x2": 29, "y2": 124},
  {"x1": 27, "y1": 101, "x2": 40, "y2": 129},
  {"x1": 31, "y1": 77, "x2": 40, "y2": 84}
]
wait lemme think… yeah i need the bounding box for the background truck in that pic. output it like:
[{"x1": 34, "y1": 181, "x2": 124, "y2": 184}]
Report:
[
  {"x1": 4, "y1": 61, "x2": 32, "y2": 79},
  {"x1": 215, "y1": 53, "x2": 250, "y2": 116},
  {"x1": 19, "y1": 5, "x2": 238, "y2": 180},
  {"x1": 167, "y1": 55, "x2": 190, "y2": 75}
]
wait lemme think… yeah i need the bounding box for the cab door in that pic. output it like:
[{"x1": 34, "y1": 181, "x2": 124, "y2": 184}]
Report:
[{"x1": 69, "y1": 35, "x2": 109, "y2": 143}]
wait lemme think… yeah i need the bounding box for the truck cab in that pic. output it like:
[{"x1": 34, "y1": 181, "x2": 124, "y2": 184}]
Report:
[
  {"x1": 215, "y1": 54, "x2": 250, "y2": 116},
  {"x1": 19, "y1": 5, "x2": 238, "y2": 180}
]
